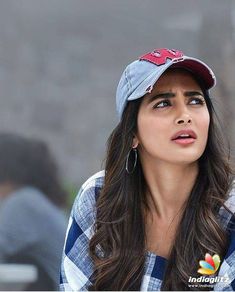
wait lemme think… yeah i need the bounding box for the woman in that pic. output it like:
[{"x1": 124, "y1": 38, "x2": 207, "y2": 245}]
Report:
[{"x1": 60, "y1": 48, "x2": 235, "y2": 291}]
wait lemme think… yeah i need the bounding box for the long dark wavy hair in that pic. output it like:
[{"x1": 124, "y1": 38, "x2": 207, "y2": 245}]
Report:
[{"x1": 88, "y1": 74, "x2": 234, "y2": 290}]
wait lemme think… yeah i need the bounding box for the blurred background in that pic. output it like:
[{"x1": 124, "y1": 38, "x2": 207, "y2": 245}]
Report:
[
  {"x1": 0, "y1": 0, "x2": 235, "y2": 196},
  {"x1": 0, "y1": 0, "x2": 234, "y2": 290}
]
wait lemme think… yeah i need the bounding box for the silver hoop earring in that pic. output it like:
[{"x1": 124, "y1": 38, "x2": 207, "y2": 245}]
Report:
[{"x1": 125, "y1": 148, "x2": 138, "y2": 174}]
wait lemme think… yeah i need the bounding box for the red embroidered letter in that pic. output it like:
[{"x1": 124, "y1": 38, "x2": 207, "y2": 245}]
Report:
[{"x1": 139, "y1": 48, "x2": 184, "y2": 66}]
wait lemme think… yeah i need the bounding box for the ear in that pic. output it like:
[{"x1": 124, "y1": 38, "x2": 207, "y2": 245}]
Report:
[{"x1": 132, "y1": 135, "x2": 139, "y2": 148}]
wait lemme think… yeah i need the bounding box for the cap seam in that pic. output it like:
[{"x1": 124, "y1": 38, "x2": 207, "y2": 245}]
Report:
[{"x1": 125, "y1": 66, "x2": 132, "y2": 96}]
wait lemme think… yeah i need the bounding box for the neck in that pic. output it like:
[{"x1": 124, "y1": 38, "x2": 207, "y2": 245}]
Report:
[{"x1": 142, "y1": 160, "x2": 199, "y2": 221}]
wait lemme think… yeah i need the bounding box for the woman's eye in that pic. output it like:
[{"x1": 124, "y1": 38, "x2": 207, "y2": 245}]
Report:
[
  {"x1": 189, "y1": 98, "x2": 205, "y2": 105},
  {"x1": 153, "y1": 100, "x2": 171, "y2": 109}
]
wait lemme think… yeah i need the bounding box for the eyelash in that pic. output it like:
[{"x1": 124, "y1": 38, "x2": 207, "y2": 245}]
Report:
[{"x1": 153, "y1": 98, "x2": 206, "y2": 109}]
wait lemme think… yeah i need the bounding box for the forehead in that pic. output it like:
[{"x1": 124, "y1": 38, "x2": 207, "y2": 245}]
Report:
[
  {"x1": 154, "y1": 68, "x2": 202, "y2": 90},
  {"x1": 139, "y1": 68, "x2": 204, "y2": 106}
]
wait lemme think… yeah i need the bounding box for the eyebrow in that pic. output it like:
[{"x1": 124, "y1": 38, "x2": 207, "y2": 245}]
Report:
[{"x1": 148, "y1": 91, "x2": 204, "y2": 104}]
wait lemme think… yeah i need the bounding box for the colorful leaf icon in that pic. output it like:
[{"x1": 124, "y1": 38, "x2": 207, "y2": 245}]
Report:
[
  {"x1": 199, "y1": 260, "x2": 214, "y2": 270},
  {"x1": 205, "y1": 253, "x2": 215, "y2": 269},
  {"x1": 197, "y1": 268, "x2": 215, "y2": 275},
  {"x1": 212, "y1": 254, "x2": 220, "y2": 271},
  {"x1": 197, "y1": 253, "x2": 221, "y2": 275}
]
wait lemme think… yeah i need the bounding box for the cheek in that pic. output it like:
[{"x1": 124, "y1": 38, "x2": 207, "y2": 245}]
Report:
[
  {"x1": 137, "y1": 114, "x2": 168, "y2": 146},
  {"x1": 137, "y1": 116, "x2": 153, "y2": 144},
  {"x1": 197, "y1": 110, "x2": 210, "y2": 136}
]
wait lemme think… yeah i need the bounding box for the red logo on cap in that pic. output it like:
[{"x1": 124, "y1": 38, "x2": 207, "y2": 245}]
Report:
[{"x1": 139, "y1": 48, "x2": 184, "y2": 66}]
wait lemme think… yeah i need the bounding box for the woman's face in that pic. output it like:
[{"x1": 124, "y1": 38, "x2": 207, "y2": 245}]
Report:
[{"x1": 133, "y1": 69, "x2": 210, "y2": 165}]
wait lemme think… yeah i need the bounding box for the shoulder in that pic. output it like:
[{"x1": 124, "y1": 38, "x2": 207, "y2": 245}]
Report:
[
  {"x1": 218, "y1": 181, "x2": 235, "y2": 227},
  {"x1": 214, "y1": 182, "x2": 235, "y2": 290},
  {"x1": 0, "y1": 188, "x2": 48, "y2": 248},
  {"x1": 0, "y1": 187, "x2": 48, "y2": 217},
  {"x1": 71, "y1": 170, "x2": 105, "y2": 230},
  {"x1": 224, "y1": 180, "x2": 235, "y2": 212},
  {"x1": 213, "y1": 181, "x2": 235, "y2": 290},
  {"x1": 0, "y1": 186, "x2": 55, "y2": 208},
  {"x1": 80, "y1": 170, "x2": 105, "y2": 194},
  {"x1": 60, "y1": 171, "x2": 105, "y2": 290},
  {"x1": 0, "y1": 187, "x2": 67, "y2": 236},
  {"x1": 74, "y1": 170, "x2": 105, "y2": 209}
]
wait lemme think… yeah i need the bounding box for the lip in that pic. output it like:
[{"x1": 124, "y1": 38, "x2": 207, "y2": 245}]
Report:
[
  {"x1": 172, "y1": 138, "x2": 196, "y2": 145},
  {"x1": 171, "y1": 129, "x2": 197, "y2": 141}
]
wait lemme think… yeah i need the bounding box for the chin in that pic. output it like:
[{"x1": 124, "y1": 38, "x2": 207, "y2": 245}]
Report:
[{"x1": 171, "y1": 154, "x2": 202, "y2": 165}]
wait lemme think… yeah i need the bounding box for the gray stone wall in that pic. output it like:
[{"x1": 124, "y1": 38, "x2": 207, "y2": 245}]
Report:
[{"x1": 0, "y1": 0, "x2": 234, "y2": 188}]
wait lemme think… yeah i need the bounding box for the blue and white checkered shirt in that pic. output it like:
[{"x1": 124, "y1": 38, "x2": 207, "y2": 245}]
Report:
[{"x1": 60, "y1": 171, "x2": 235, "y2": 291}]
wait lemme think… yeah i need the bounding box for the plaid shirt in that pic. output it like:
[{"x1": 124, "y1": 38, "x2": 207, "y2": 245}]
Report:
[{"x1": 60, "y1": 171, "x2": 235, "y2": 291}]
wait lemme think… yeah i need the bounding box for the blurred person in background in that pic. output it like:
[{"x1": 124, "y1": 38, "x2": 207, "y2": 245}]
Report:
[
  {"x1": 60, "y1": 48, "x2": 235, "y2": 291},
  {"x1": 0, "y1": 133, "x2": 68, "y2": 290}
]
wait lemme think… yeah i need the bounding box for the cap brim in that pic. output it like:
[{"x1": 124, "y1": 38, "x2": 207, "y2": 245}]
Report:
[
  {"x1": 127, "y1": 56, "x2": 216, "y2": 102},
  {"x1": 170, "y1": 57, "x2": 216, "y2": 89}
]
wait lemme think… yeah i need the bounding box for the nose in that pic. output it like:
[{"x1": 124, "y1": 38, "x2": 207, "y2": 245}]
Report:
[
  {"x1": 175, "y1": 112, "x2": 192, "y2": 125},
  {"x1": 174, "y1": 95, "x2": 193, "y2": 125}
]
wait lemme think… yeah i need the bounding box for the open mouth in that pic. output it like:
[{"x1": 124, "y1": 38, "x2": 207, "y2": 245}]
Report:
[
  {"x1": 171, "y1": 130, "x2": 197, "y2": 141},
  {"x1": 173, "y1": 135, "x2": 194, "y2": 140},
  {"x1": 172, "y1": 136, "x2": 196, "y2": 145},
  {"x1": 171, "y1": 131, "x2": 197, "y2": 145}
]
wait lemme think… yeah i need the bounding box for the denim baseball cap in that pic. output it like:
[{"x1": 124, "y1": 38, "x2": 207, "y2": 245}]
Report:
[{"x1": 116, "y1": 48, "x2": 216, "y2": 119}]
